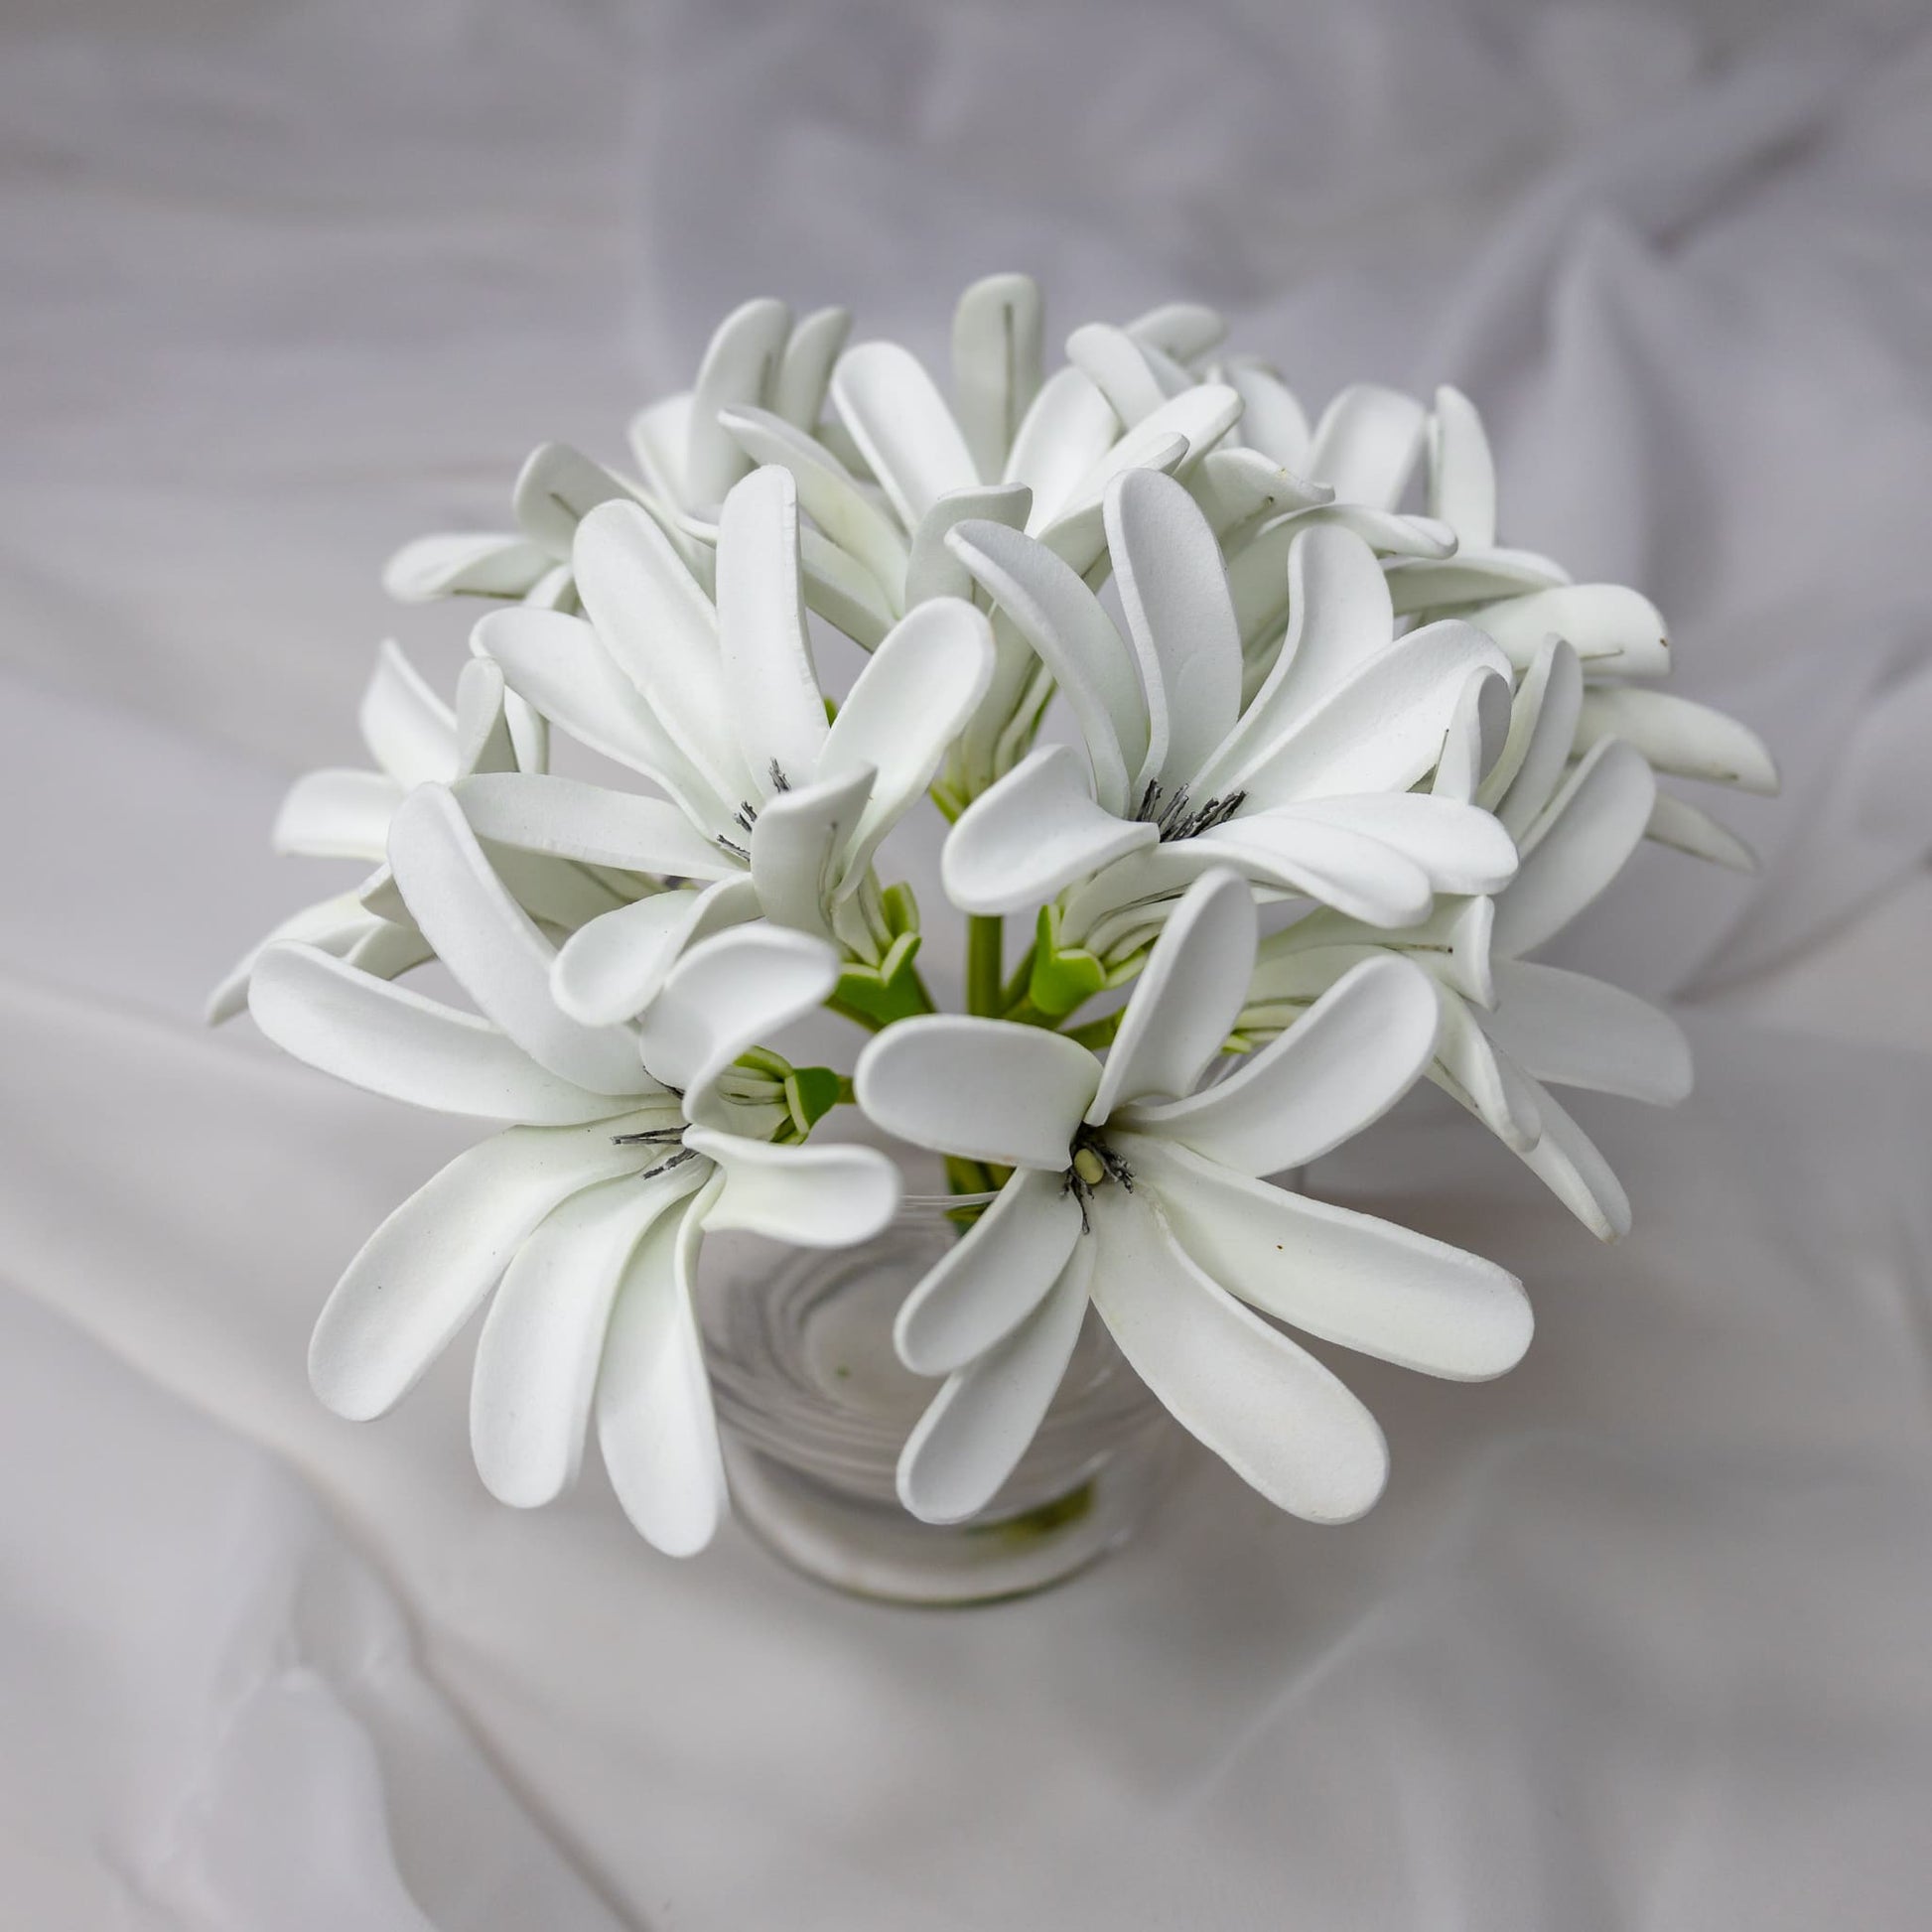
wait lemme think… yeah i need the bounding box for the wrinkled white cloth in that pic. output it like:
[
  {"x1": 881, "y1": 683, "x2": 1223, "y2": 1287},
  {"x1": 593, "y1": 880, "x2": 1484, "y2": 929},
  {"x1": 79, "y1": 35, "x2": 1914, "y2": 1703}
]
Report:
[{"x1": 3, "y1": 0, "x2": 1931, "y2": 1926}]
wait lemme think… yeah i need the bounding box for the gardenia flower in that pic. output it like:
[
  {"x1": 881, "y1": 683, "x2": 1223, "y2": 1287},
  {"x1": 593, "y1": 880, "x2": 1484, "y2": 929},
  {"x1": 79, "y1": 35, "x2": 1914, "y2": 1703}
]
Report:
[
  {"x1": 855, "y1": 869, "x2": 1532, "y2": 1526},
  {"x1": 247, "y1": 782, "x2": 898, "y2": 1555},
  {"x1": 461, "y1": 465, "x2": 994, "y2": 1024},
  {"x1": 1241, "y1": 639, "x2": 1690, "y2": 1240},
  {"x1": 941, "y1": 468, "x2": 1518, "y2": 976},
  {"x1": 208, "y1": 640, "x2": 605, "y2": 1022},
  {"x1": 1397, "y1": 384, "x2": 1779, "y2": 869}
]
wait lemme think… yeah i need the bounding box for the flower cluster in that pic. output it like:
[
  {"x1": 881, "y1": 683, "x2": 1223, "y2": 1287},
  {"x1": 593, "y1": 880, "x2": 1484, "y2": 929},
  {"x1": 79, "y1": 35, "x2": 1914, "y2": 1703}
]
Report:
[{"x1": 221, "y1": 276, "x2": 1775, "y2": 1553}]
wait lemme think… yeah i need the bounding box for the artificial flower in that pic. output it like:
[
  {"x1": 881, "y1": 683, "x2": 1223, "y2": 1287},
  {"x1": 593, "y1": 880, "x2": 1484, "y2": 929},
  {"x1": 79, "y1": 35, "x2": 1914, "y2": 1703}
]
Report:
[
  {"x1": 248, "y1": 782, "x2": 898, "y2": 1554},
  {"x1": 855, "y1": 869, "x2": 1531, "y2": 1525}
]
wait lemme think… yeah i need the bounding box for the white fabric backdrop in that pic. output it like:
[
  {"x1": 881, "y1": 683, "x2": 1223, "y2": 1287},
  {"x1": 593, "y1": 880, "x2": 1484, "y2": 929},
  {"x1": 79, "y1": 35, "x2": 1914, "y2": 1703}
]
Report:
[{"x1": 3, "y1": 1, "x2": 1931, "y2": 1925}]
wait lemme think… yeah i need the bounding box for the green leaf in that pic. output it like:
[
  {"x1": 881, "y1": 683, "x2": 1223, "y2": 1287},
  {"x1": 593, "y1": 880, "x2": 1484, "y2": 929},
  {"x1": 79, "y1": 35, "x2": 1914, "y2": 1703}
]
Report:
[
  {"x1": 832, "y1": 930, "x2": 933, "y2": 1029},
  {"x1": 783, "y1": 1064, "x2": 844, "y2": 1137},
  {"x1": 879, "y1": 881, "x2": 920, "y2": 939},
  {"x1": 1027, "y1": 904, "x2": 1105, "y2": 1019}
]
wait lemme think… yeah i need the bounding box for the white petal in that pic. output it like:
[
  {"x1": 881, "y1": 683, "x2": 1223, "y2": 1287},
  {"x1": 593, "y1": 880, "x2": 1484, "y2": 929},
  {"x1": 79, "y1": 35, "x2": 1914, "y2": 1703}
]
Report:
[
  {"x1": 1308, "y1": 383, "x2": 1427, "y2": 508},
  {"x1": 387, "y1": 785, "x2": 651, "y2": 1093},
  {"x1": 510, "y1": 441, "x2": 634, "y2": 558},
  {"x1": 1426, "y1": 385, "x2": 1496, "y2": 550},
  {"x1": 689, "y1": 1129, "x2": 900, "y2": 1246},
  {"x1": 1575, "y1": 687, "x2": 1778, "y2": 794},
  {"x1": 1465, "y1": 584, "x2": 1670, "y2": 676},
  {"x1": 1493, "y1": 740, "x2": 1656, "y2": 957},
  {"x1": 310, "y1": 1122, "x2": 645, "y2": 1419},
  {"x1": 637, "y1": 922, "x2": 840, "y2": 1116},
  {"x1": 1002, "y1": 365, "x2": 1121, "y2": 523},
  {"x1": 1431, "y1": 985, "x2": 1545, "y2": 1151},
  {"x1": 381, "y1": 532, "x2": 552, "y2": 604},
  {"x1": 1124, "y1": 1136, "x2": 1531, "y2": 1379},
  {"x1": 1066, "y1": 323, "x2": 1170, "y2": 427},
  {"x1": 685, "y1": 296, "x2": 790, "y2": 507},
  {"x1": 716, "y1": 467, "x2": 830, "y2": 792},
  {"x1": 1265, "y1": 793, "x2": 1517, "y2": 896},
  {"x1": 1645, "y1": 789, "x2": 1758, "y2": 873},
  {"x1": 552, "y1": 877, "x2": 760, "y2": 1027},
  {"x1": 946, "y1": 518, "x2": 1148, "y2": 812},
  {"x1": 1432, "y1": 666, "x2": 1513, "y2": 804},
  {"x1": 749, "y1": 766, "x2": 875, "y2": 939},
  {"x1": 1511, "y1": 1079, "x2": 1631, "y2": 1241},
  {"x1": 1186, "y1": 814, "x2": 1435, "y2": 928},
  {"x1": 627, "y1": 392, "x2": 691, "y2": 504},
  {"x1": 250, "y1": 942, "x2": 622, "y2": 1123},
  {"x1": 1226, "y1": 507, "x2": 1449, "y2": 660},
  {"x1": 476, "y1": 607, "x2": 730, "y2": 832},
  {"x1": 1089, "y1": 1188, "x2": 1388, "y2": 1522},
  {"x1": 573, "y1": 501, "x2": 754, "y2": 810},
  {"x1": 772, "y1": 304, "x2": 851, "y2": 431},
  {"x1": 1479, "y1": 636, "x2": 1583, "y2": 837},
  {"x1": 1121, "y1": 953, "x2": 1438, "y2": 1174},
  {"x1": 1089, "y1": 869, "x2": 1256, "y2": 1122},
  {"x1": 1053, "y1": 384, "x2": 1242, "y2": 528},
  {"x1": 452, "y1": 657, "x2": 518, "y2": 778},
  {"x1": 896, "y1": 1237, "x2": 1093, "y2": 1525},
  {"x1": 357, "y1": 639, "x2": 458, "y2": 786},
  {"x1": 798, "y1": 523, "x2": 897, "y2": 648},
  {"x1": 595, "y1": 1182, "x2": 729, "y2": 1555},
  {"x1": 1126, "y1": 302, "x2": 1226, "y2": 361},
  {"x1": 941, "y1": 745, "x2": 1156, "y2": 916},
  {"x1": 1384, "y1": 548, "x2": 1572, "y2": 614},
  {"x1": 1188, "y1": 446, "x2": 1332, "y2": 538},
  {"x1": 904, "y1": 484, "x2": 1032, "y2": 608},
  {"x1": 855, "y1": 1016, "x2": 1097, "y2": 1170},
  {"x1": 1482, "y1": 959, "x2": 1692, "y2": 1104},
  {"x1": 893, "y1": 1170, "x2": 1082, "y2": 1375},
  {"x1": 718, "y1": 403, "x2": 911, "y2": 604},
  {"x1": 207, "y1": 894, "x2": 384, "y2": 1025},
  {"x1": 470, "y1": 1166, "x2": 706, "y2": 1506},
  {"x1": 454, "y1": 771, "x2": 736, "y2": 879},
  {"x1": 820, "y1": 596, "x2": 997, "y2": 883},
  {"x1": 272, "y1": 768, "x2": 401, "y2": 862},
  {"x1": 1107, "y1": 468, "x2": 1242, "y2": 795},
  {"x1": 1231, "y1": 621, "x2": 1510, "y2": 809},
  {"x1": 952, "y1": 273, "x2": 1043, "y2": 483},
  {"x1": 832, "y1": 341, "x2": 979, "y2": 527},
  {"x1": 1223, "y1": 363, "x2": 1311, "y2": 470}
]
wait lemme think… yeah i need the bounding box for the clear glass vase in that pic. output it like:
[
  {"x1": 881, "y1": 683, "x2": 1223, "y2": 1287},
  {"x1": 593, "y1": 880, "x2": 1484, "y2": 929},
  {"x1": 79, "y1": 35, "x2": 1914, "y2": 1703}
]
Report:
[{"x1": 702, "y1": 1192, "x2": 1179, "y2": 1606}]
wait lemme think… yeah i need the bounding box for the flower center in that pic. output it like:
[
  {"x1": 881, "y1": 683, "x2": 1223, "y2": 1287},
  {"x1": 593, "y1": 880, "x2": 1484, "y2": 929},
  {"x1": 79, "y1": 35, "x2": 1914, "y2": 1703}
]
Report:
[
  {"x1": 1135, "y1": 779, "x2": 1246, "y2": 843},
  {"x1": 1064, "y1": 1126, "x2": 1134, "y2": 1231}
]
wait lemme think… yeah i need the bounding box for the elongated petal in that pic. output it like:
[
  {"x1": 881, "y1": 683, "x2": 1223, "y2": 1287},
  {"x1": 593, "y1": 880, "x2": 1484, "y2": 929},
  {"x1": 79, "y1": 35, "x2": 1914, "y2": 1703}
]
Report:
[
  {"x1": 510, "y1": 441, "x2": 634, "y2": 558},
  {"x1": 552, "y1": 877, "x2": 760, "y2": 1027},
  {"x1": 1224, "y1": 363, "x2": 1311, "y2": 470},
  {"x1": 453, "y1": 656, "x2": 519, "y2": 777},
  {"x1": 798, "y1": 523, "x2": 896, "y2": 648},
  {"x1": 628, "y1": 392, "x2": 691, "y2": 504},
  {"x1": 637, "y1": 922, "x2": 840, "y2": 1117},
  {"x1": 689, "y1": 1129, "x2": 899, "y2": 1246},
  {"x1": 772, "y1": 304, "x2": 850, "y2": 430},
  {"x1": 1002, "y1": 364, "x2": 1121, "y2": 523},
  {"x1": 1465, "y1": 584, "x2": 1670, "y2": 676},
  {"x1": 1186, "y1": 814, "x2": 1435, "y2": 928},
  {"x1": 821, "y1": 597, "x2": 996, "y2": 885},
  {"x1": 1493, "y1": 740, "x2": 1655, "y2": 957},
  {"x1": 1053, "y1": 385, "x2": 1243, "y2": 531},
  {"x1": 357, "y1": 639, "x2": 457, "y2": 786},
  {"x1": 273, "y1": 768, "x2": 401, "y2": 862},
  {"x1": 1308, "y1": 383, "x2": 1427, "y2": 508},
  {"x1": 904, "y1": 484, "x2": 1032, "y2": 607},
  {"x1": 716, "y1": 467, "x2": 830, "y2": 794},
  {"x1": 310, "y1": 1122, "x2": 645, "y2": 1419},
  {"x1": 832, "y1": 341, "x2": 979, "y2": 527},
  {"x1": 856, "y1": 1016, "x2": 1097, "y2": 1170},
  {"x1": 1107, "y1": 468, "x2": 1242, "y2": 797},
  {"x1": 574, "y1": 501, "x2": 754, "y2": 810},
  {"x1": 388, "y1": 785, "x2": 650, "y2": 1093},
  {"x1": 953, "y1": 273, "x2": 1043, "y2": 483},
  {"x1": 942, "y1": 745, "x2": 1156, "y2": 916},
  {"x1": 471, "y1": 1166, "x2": 705, "y2": 1506},
  {"x1": 454, "y1": 772, "x2": 734, "y2": 879},
  {"x1": 1480, "y1": 636, "x2": 1583, "y2": 837},
  {"x1": 946, "y1": 519, "x2": 1147, "y2": 812},
  {"x1": 1384, "y1": 548, "x2": 1571, "y2": 614},
  {"x1": 476, "y1": 607, "x2": 730, "y2": 832},
  {"x1": 251, "y1": 942, "x2": 621, "y2": 1123},
  {"x1": 596, "y1": 1182, "x2": 729, "y2": 1554},
  {"x1": 1090, "y1": 1189, "x2": 1388, "y2": 1522},
  {"x1": 1575, "y1": 686, "x2": 1778, "y2": 794},
  {"x1": 1090, "y1": 869, "x2": 1256, "y2": 1123},
  {"x1": 1432, "y1": 984, "x2": 1544, "y2": 1151},
  {"x1": 1426, "y1": 385, "x2": 1496, "y2": 549},
  {"x1": 1231, "y1": 621, "x2": 1510, "y2": 809},
  {"x1": 685, "y1": 297, "x2": 789, "y2": 507},
  {"x1": 748, "y1": 766, "x2": 874, "y2": 939},
  {"x1": 896, "y1": 1238, "x2": 1093, "y2": 1525},
  {"x1": 1125, "y1": 1137, "x2": 1531, "y2": 1379},
  {"x1": 1646, "y1": 789, "x2": 1758, "y2": 872},
  {"x1": 382, "y1": 532, "x2": 553, "y2": 604},
  {"x1": 1188, "y1": 445, "x2": 1332, "y2": 538},
  {"x1": 1482, "y1": 959, "x2": 1692, "y2": 1104},
  {"x1": 207, "y1": 893, "x2": 385, "y2": 1025},
  {"x1": 1432, "y1": 666, "x2": 1513, "y2": 804},
  {"x1": 1512, "y1": 1078, "x2": 1631, "y2": 1240},
  {"x1": 1127, "y1": 302, "x2": 1225, "y2": 361},
  {"x1": 1121, "y1": 953, "x2": 1437, "y2": 1174},
  {"x1": 1066, "y1": 323, "x2": 1169, "y2": 427},
  {"x1": 1266, "y1": 793, "x2": 1517, "y2": 896},
  {"x1": 893, "y1": 1170, "x2": 1082, "y2": 1375}
]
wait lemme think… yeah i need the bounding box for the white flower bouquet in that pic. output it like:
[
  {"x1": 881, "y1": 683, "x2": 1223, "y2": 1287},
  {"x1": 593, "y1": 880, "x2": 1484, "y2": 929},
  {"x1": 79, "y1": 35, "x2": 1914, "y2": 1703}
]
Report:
[{"x1": 219, "y1": 277, "x2": 1776, "y2": 1566}]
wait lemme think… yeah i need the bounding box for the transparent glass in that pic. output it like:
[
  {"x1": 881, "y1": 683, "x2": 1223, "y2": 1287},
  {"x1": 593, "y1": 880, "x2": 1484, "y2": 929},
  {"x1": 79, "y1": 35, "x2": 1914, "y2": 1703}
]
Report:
[{"x1": 703, "y1": 1194, "x2": 1179, "y2": 1606}]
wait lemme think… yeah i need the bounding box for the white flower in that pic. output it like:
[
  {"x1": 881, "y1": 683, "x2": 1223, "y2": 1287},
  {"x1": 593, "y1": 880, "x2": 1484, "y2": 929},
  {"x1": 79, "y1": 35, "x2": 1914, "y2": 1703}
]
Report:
[
  {"x1": 1244, "y1": 640, "x2": 1693, "y2": 1239},
  {"x1": 208, "y1": 640, "x2": 591, "y2": 1022},
  {"x1": 461, "y1": 465, "x2": 995, "y2": 1024},
  {"x1": 1398, "y1": 385, "x2": 1779, "y2": 869},
  {"x1": 939, "y1": 468, "x2": 1518, "y2": 990},
  {"x1": 855, "y1": 870, "x2": 1531, "y2": 1526},
  {"x1": 247, "y1": 782, "x2": 898, "y2": 1556}
]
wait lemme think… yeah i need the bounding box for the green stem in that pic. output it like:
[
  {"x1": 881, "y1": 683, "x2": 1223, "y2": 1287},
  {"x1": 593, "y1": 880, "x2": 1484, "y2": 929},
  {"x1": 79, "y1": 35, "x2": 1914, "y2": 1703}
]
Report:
[{"x1": 966, "y1": 914, "x2": 1004, "y2": 1018}]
